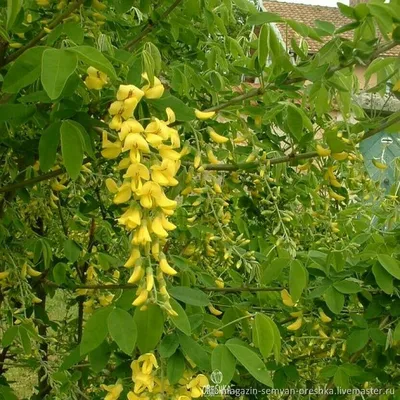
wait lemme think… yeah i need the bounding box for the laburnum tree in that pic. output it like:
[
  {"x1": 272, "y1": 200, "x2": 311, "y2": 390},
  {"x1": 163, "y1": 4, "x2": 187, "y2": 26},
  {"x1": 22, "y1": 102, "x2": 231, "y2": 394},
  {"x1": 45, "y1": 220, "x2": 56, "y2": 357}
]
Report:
[{"x1": 0, "y1": 0, "x2": 400, "y2": 399}]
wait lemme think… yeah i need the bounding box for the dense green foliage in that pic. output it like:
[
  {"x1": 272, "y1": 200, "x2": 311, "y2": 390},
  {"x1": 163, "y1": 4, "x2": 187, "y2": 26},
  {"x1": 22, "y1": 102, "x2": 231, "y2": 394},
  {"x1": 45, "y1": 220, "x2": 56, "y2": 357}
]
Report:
[{"x1": 0, "y1": 0, "x2": 400, "y2": 399}]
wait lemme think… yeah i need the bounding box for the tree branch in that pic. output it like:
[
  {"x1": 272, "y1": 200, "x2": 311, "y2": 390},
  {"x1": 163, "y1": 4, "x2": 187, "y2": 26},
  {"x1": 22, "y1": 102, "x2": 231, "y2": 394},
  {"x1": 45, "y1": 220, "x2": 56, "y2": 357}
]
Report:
[
  {"x1": 124, "y1": 0, "x2": 184, "y2": 50},
  {"x1": 2, "y1": 0, "x2": 85, "y2": 67},
  {"x1": 361, "y1": 112, "x2": 400, "y2": 141}
]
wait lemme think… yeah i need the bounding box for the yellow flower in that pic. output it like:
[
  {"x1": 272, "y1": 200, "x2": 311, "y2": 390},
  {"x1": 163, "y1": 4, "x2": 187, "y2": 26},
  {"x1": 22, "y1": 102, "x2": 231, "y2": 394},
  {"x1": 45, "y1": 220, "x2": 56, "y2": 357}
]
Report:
[
  {"x1": 118, "y1": 207, "x2": 142, "y2": 230},
  {"x1": 102, "y1": 132, "x2": 122, "y2": 159},
  {"x1": 141, "y1": 73, "x2": 164, "y2": 99},
  {"x1": 85, "y1": 66, "x2": 108, "y2": 90},
  {"x1": 137, "y1": 182, "x2": 177, "y2": 209},
  {"x1": 119, "y1": 119, "x2": 145, "y2": 141},
  {"x1": 150, "y1": 159, "x2": 179, "y2": 186},
  {"x1": 131, "y1": 360, "x2": 156, "y2": 393},
  {"x1": 132, "y1": 288, "x2": 149, "y2": 306},
  {"x1": 160, "y1": 213, "x2": 176, "y2": 231},
  {"x1": 128, "y1": 265, "x2": 144, "y2": 284},
  {"x1": 117, "y1": 84, "x2": 144, "y2": 102},
  {"x1": 159, "y1": 257, "x2": 177, "y2": 275},
  {"x1": 124, "y1": 248, "x2": 141, "y2": 268},
  {"x1": 122, "y1": 97, "x2": 139, "y2": 120},
  {"x1": 100, "y1": 382, "x2": 123, "y2": 400},
  {"x1": 187, "y1": 374, "x2": 209, "y2": 398},
  {"x1": 109, "y1": 101, "x2": 125, "y2": 116},
  {"x1": 124, "y1": 163, "x2": 150, "y2": 192},
  {"x1": 123, "y1": 133, "x2": 150, "y2": 154},
  {"x1": 109, "y1": 115, "x2": 123, "y2": 131},
  {"x1": 195, "y1": 109, "x2": 215, "y2": 120},
  {"x1": 127, "y1": 392, "x2": 150, "y2": 400},
  {"x1": 138, "y1": 353, "x2": 158, "y2": 374},
  {"x1": 159, "y1": 145, "x2": 181, "y2": 161},
  {"x1": 113, "y1": 183, "x2": 131, "y2": 204},
  {"x1": 151, "y1": 216, "x2": 169, "y2": 238},
  {"x1": 166, "y1": 107, "x2": 176, "y2": 124},
  {"x1": 105, "y1": 178, "x2": 119, "y2": 193},
  {"x1": 132, "y1": 221, "x2": 152, "y2": 246}
]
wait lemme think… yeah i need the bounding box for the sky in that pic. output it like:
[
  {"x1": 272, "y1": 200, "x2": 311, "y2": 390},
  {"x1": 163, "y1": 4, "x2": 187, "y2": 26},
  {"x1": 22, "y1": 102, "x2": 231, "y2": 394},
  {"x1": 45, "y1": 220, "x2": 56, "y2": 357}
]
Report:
[{"x1": 277, "y1": 0, "x2": 349, "y2": 6}]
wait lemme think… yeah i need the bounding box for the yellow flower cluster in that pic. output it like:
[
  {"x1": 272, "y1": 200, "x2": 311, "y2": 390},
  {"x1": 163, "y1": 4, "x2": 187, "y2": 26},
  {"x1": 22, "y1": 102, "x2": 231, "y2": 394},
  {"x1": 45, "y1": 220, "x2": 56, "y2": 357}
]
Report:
[
  {"x1": 101, "y1": 74, "x2": 183, "y2": 311},
  {"x1": 85, "y1": 67, "x2": 109, "y2": 90},
  {"x1": 101, "y1": 353, "x2": 209, "y2": 399}
]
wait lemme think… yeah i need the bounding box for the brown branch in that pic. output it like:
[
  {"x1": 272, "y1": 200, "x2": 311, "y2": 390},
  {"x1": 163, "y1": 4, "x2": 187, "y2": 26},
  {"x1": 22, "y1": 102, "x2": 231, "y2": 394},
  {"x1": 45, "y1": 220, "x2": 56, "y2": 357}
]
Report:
[
  {"x1": 204, "y1": 87, "x2": 264, "y2": 113},
  {"x1": 203, "y1": 151, "x2": 318, "y2": 172},
  {"x1": 2, "y1": 0, "x2": 85, "y2": 66},
  {"x1": 124, "y1": 0, "x2": 184, "y2": 50},
  {"x1": 45, "y1": 280, "x2": 284, "y2": 292},
  {"x1": 361, "y1": 112, "x2": 400, "y2": 141},
  {"x1": 0, "y1": 168, "x2": 64, "y2": 194}
]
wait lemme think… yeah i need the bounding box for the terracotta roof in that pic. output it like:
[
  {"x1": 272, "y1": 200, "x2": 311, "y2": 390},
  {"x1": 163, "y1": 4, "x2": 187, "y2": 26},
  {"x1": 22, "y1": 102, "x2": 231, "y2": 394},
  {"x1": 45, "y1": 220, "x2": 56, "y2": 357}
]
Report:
[{"x1": 263, "y1": 1, "x2": 399, "y2": 56}]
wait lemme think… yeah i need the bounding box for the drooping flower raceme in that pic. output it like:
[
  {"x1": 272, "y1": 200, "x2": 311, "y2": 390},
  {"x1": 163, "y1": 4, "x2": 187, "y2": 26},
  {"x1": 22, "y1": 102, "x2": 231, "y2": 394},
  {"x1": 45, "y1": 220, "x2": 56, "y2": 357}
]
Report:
[{"x1": 101, "y1": 74, "x2": 183, "y2": 313}]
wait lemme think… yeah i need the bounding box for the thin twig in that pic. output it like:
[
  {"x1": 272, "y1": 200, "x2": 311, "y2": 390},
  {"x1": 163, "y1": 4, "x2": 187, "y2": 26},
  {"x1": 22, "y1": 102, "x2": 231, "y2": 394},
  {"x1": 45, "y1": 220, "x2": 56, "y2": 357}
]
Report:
[
  {"x1": 2, "y1": 0, "x2": 85, "y2": 66},
  {"x1": 124, "y1": 0, "x2": 184, "y2": 50}
]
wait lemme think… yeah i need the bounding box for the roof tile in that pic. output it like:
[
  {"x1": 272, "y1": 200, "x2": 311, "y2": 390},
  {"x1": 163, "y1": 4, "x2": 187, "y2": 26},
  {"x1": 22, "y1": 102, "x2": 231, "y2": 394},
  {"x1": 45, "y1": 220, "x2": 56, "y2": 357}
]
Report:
[{"x1": 263, "y1": 0, "x2": 399, "y2": 56}]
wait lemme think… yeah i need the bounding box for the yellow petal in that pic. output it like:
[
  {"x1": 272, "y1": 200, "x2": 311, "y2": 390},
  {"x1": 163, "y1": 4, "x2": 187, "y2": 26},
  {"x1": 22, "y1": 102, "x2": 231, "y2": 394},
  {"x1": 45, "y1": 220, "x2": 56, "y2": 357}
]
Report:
[{"x1": 195, "y1": 109, "x2": 215, "y2": 120}]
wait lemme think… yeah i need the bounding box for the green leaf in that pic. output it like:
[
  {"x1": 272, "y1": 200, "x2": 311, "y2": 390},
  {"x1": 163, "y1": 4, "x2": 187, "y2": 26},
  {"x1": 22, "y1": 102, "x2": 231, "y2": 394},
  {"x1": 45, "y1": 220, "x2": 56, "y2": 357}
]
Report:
[
  {"x1": 41, "y1": 49, "x2": 78, "y2": 100},
  {"x1": 247, "y1": 12, "x2": 282, "y2": 25},
  {"x1": 60, "y1": 120, "x2": 84, "y2": 180},
  {"x1": 253, "y1": 313, "x2": 274, "y2": 358},
  {"x1": 6, "y1": 0, "x2": 22, "y2": 31},
  {"x1": 289, "y1": 260, "x2": 307, "y2": 302},
  {"x1": 393, "y1": 322, "x2": 400, "y2": 341},
  {"x1": 346, "y1": 329, "x2": 369, "y2": 354},
  {"x1": 377, "y1": 254, "x2": 400, "y2": 280},
  {"x1": 89, "y1": 341, "x2": 110, "y2": 373},
  {"x1": 324, "y1": 286, "x2": 345, "y2": 314},
  {"x1": 0, "y1": 386, "x2": 18, "y2": 400},
  {"x1": 169, "y1": 299, "x2": 192, "y2": 335},
  {"x1": 3, "y1": 47, "x2": 48, "y2": 93},
  {"x1": 226, "y1": 340, "x2": 273, "y2": 387},
  {"x1": 2, "y1": 326, "x2": 19, "y2": 347},
  {"x1": 333, "y1": 368, "x2": 350, "y2": 389},
  {"x1": 372, "y1": 263, "x2": 393, "y2": 294},
  {"x1": 167, "y1": 351, "x2": 185, "y2": 385},
  {"x1": 319, "y1": 365, "x2": 338, "y2": 378},
  {"x1": 19, "y1": 327, "x2": 31, "y2": 355},
  {"x1": 67, "y1": 46, "x2": 117, "y2": 80},
  {"x1": 63, "y1": 22, "x2": 84, "y2": 44},
  {"x1": 364, "y1": 57, "x2": 397, "y2": 84},
  {"x1": 134, "y1": 304, "x2": 164, "y2": 353},
  {"x1": 53, "y1": 262, "x2": 67, "y2": 285},
  {"x1": 211, "y1": 345, "x2": 236, "y2": 385},
  {"x1": 159, "y1": 334, "x2": 179, "y2": 358},
  {"x1": 333, "y1": 280, "x2": 361, "y2": 294},
  {"x1": 63, "y1": 239, "x2": 81, "y2": 263},
  {"x1": 146, "y1": 95, "x2": 195, "y2": 121},
  {"x1": 169, "y1": 286, "x2": 209, "y2": 306},
  {"x1": 39, "y1": 122, "x2": 61, "y2": 172},
  {"x1": 80, "y1": 307, "x2": 112, "y2": 355},
  {"x1": 178, "y1": 333, "x2": 211, "y2": 370},
  {"x1": 108, "y1": 308, "x2": 137, "y2": 355},
  {"x1": 258, "y1": 24, "x2": 269, "y2": 67},
  {"x1": 0, "y1": 104, "x2": 36, "y2": 124},
  {"x1": 286, "y1": 105, "x2": 304, "y2": 141},
  {"x1": 261, "y1": 258, "x2": 290, "y2": 284},
  {"x1": 59, "y1": 346, "x2": 84, "y2": 371}
]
